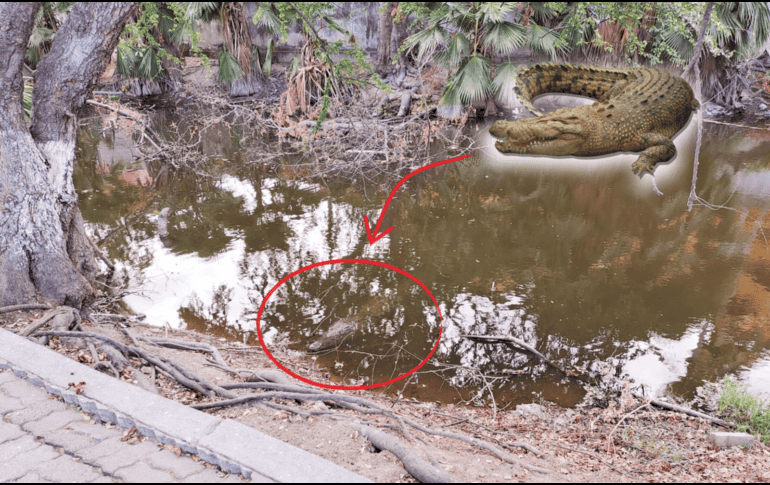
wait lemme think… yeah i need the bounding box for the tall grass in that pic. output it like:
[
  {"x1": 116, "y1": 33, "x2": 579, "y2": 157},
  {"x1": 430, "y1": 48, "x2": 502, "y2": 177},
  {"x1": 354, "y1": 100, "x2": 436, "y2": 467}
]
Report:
[{"x1": 718, "y1": 377, "x2": 770, "y2": 444}]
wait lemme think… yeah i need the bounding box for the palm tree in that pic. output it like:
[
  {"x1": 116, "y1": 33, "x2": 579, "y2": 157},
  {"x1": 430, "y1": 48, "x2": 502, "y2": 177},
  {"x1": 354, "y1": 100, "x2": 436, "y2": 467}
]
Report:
[{"x1": 401, "y1": 2, "x2": 564, "y2": 116}]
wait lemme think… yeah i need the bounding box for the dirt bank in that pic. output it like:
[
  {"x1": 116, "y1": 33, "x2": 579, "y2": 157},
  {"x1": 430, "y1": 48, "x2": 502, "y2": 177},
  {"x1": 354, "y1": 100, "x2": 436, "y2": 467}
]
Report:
[{"x1": 2, "y1": 309, "x2": 768, "y2": 483}]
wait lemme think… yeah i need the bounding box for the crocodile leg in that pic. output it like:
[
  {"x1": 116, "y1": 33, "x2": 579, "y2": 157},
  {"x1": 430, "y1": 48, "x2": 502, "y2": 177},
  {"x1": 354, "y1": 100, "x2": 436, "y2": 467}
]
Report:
[{"x1": 631, "y1": 133, "x2": 676, "y2": 177}]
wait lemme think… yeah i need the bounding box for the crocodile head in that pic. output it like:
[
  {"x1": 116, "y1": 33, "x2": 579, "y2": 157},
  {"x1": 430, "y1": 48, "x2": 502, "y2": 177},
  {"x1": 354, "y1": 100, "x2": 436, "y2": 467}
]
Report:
[{"x1": 490, "y1": 114, "x2": 589, "y2": 157}]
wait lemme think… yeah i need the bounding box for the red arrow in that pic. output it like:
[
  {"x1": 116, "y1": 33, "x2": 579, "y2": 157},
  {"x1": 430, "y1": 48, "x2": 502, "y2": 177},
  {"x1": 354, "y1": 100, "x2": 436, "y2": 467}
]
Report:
[{"x1": 364, "y1": 154, "x2": 473, "y2": 245}]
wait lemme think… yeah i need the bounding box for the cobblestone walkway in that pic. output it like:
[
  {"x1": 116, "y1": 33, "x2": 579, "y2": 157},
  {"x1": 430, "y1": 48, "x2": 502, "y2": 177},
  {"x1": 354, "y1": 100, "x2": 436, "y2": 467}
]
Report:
[{"x1": 0, "y1": 369, "x2": 250, "y2": 483}]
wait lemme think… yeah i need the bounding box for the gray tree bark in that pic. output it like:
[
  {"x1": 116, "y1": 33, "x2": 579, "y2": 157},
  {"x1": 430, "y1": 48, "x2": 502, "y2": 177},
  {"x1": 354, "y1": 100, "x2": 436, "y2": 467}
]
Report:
[
  {"x1": 376, "y1": 2, "x2": 394, "y2": 73},
  {"x1": 0, "y1": 2, "x2": 137, "y2": 307}
]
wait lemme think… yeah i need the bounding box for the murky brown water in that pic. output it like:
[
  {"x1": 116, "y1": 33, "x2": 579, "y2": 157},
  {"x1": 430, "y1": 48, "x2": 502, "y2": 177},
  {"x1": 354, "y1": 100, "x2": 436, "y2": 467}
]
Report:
[{"x1": 75, "y1": 105, "x2": 770, "y2": 408}]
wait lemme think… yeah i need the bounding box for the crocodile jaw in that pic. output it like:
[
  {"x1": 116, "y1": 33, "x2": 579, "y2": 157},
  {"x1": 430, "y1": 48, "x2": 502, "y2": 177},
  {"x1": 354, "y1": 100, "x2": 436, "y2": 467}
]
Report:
[{"x1": 490, "y1": 119, "x2": 586, "y2": 156}]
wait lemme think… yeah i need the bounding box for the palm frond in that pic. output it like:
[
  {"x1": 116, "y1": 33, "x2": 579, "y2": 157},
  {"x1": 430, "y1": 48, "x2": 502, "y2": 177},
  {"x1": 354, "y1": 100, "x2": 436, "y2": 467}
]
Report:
[
  {"x1": 443, "y1": 55, "x2": 492, "y2": 105},
  {"x1": 253, "y1": 5, "x2": 282, "y2": 35},
  {"x1": 524, "y1": 23, "x2": 564, "y2": 59},
  {"x1": 491, "y1": 61, "x2": 519, "y2": 94},
  {"x1": 403, "y1": 26, "x2": 449, "y2": 62},
  {"x1": 288, "y1": 54, "x2": 300, "y2": 72},
  {"x1": 137, "y1": 46, "x2": 162, "y2": 80},
  {"x1": 482, "y1": 21, "x2": 526, "y2": 54},
  {"x1": 660, "y1": 28, "x2": 694, "y2": 61},
  {"x1": 22, "y1": 76, "x2": 33, "y2": 120},
  {"x1": 436, "y1": 33, "x2": 470, "y2": 69},
  {"x1": 182, "y1": 2, "x2": 219, "y2": 21},
  {"x1": 218, "y1": 47, "x2": 244, "y2": 84},
  {"x1": 116, "y1": 44, "x2": 138, "y2": 77},
  {"x1": 169, "y1": 15, "x2": 195, "y2": 45},
  {"x1": 478, "y1": 3, "x2": 515, "y2": 24},
  {"x1": 263, "y1": 38, "x2": 275, "y2": 76}
]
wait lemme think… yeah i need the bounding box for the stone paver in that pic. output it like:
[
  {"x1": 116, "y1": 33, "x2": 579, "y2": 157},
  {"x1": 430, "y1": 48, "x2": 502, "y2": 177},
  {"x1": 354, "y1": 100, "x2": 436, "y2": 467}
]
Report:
[
  {"x1": 32, "y1": 455, "x2": 107, "y2": 483},
  {"x1": 0, "y1": 420, "x2": 24, "y2": 442},
  {"x1": 0, "y1": 435, "x2": 41, "y2": 462},
  {"x1": 4, "y1": 399, "x2": 70, "y2": 425},
  {"x1": 22, "y1": 409, "x2": 85, "y2": 437},
  {"x1": 0, "y1": 443, "x2": 61, "y2": 481},
  {"x1": 114, "y1": 462, "x2": 177, "y2": 483},
  {"x1": 143, "y1": 448, "x2": 206, "y2": 479},
  {"x1": 0, "y1": 326, "x2": 367, "y2": 483},
  {"x1": 86, "y1": 438, "x2": 161, "y2": 475}
]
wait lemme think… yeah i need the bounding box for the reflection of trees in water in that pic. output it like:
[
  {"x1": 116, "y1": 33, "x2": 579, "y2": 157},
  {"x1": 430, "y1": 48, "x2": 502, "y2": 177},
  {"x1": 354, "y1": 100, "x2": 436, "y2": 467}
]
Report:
[
  {"x1": 181, "y1": 284, "x2": 241, "y2": 340},
  {"x1": 77, "y1": 120, "x2": 770, "y2": 405},
  {"x1": 381, "y1": 142, "x2": 769, "y2": 403}
]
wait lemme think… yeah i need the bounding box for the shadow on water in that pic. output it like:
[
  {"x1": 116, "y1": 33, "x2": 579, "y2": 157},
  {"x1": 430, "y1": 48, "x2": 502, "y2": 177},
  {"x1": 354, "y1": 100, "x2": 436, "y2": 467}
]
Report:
[{"x1": 75, "y1": 109, "x2": 770, "y2": 408}]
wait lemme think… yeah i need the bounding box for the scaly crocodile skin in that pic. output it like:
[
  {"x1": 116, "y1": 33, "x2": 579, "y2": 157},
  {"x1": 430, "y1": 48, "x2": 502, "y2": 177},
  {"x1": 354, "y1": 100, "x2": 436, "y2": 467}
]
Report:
[{"x1": 489, "y1": 63, "x2": 699, "y2": 176}]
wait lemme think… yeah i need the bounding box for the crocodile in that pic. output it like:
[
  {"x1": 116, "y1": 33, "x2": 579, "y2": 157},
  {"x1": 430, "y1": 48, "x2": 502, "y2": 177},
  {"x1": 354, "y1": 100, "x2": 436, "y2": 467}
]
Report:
[
  {"x1": 489, "y1": 63, "x2": 699, "y2": 177},
  {"x1": 308, "y1": 317, "x2": 359, "y2": 352}
]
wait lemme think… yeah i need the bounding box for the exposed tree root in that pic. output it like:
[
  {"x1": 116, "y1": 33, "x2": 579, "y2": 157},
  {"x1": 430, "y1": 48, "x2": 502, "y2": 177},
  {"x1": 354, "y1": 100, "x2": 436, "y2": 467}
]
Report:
[
  {"x1": 31, "y1": 330, "x2": 234, "y2": 398},
  {"x1": 345, "y1": 422, "x2": 455, "y2": 483},
  {"x1": 18, "y1": 307, "x2": 77, "y2": 337},
  {"x1": 136, "y1": 336, "x2": 227, "y2": 367},
  {"x1": 25, "y1": 319, "x2": 551, "y2": 480}
]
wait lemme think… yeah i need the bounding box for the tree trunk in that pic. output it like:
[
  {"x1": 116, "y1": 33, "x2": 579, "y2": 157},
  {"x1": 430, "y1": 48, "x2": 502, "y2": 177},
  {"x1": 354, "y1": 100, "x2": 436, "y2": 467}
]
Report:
[
  {"x1": 683, "y1": 2, "x2": 714, "y2": 85},
  {"x1": 0, "y1": 2, "x2": 137, "y2": 307},
  {"x1": 391, "y1": 7, "x2": 409, "y2": 85},
  {"x1": 376, "y1": 2, "x2": 394, "y2": 74}
]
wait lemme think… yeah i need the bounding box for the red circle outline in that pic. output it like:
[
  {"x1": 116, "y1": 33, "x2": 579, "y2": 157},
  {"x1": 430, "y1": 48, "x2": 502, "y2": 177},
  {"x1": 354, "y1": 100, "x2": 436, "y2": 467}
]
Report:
[{"x1": 256, "y1": 259, "x2": 443, "y2": 390}]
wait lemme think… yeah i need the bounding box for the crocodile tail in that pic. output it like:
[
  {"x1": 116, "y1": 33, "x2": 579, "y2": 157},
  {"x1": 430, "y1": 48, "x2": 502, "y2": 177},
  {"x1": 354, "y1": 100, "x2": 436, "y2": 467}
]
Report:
[{"x1": 514, "y1": 63, "x2": 631, "y2": 115}]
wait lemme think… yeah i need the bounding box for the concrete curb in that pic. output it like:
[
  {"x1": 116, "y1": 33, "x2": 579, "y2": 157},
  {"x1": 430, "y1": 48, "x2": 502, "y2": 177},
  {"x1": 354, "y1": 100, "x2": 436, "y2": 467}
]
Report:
[{"x1": 0, "y1": 328, "x2": 368, "y2": 483}]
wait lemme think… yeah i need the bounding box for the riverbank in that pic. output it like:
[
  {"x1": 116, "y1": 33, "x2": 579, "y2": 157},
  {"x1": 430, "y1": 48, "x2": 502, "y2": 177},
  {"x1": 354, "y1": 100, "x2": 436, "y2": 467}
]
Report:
[{"x1": 2, "y1": 308, "x2": 768, "y2": 482}]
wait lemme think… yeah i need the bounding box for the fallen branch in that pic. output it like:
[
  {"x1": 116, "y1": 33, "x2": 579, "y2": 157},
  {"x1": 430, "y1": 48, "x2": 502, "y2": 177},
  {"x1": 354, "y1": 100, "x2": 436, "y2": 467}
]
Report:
[
  {"x1": 462, "y1": 334, "x2": 593, "y2": 383},
  {"x1": 0, "y1": 303, "x2": 51, "y2": 314},
  {"x1": 87, "y1": 235, "x2": 115, "y2": 271},
  {"x1": 634, "y1": 392, "x2": 734, "y2": 428}
]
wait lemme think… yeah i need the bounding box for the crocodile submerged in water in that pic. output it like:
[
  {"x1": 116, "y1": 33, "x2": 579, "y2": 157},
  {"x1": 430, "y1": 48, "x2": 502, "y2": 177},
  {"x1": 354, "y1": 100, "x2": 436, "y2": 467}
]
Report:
[
  {"x1": 308, "y1": 317, "x2": 359, "y2": 352},
  {"x1": 489, "y1": 63, "x2": 699, "y2": 177}
]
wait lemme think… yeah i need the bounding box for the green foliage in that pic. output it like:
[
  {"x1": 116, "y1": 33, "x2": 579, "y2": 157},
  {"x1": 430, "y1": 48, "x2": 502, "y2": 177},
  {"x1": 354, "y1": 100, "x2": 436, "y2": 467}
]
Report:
[
  {"x1": 117, "y1": 2, "x2": 199, "y2": 80},
  {"x1": 22, "y1": 76, "x2": 33, "y2": 121},
  {"x1": 551, "y1": 3, "x2": 770, "y2": 67},
  {"x1": 218, "y1": 47, "x2": 244, "y2": 84},
  {"x1": 400, "y1": 2, "x2": 564, "y2": 107},
  {"x1": 718, "y1": 377, "x2": 770, "y2": 444},
  {"x1": 180, "y1": 2, "x2": 218, "y2": 22},
  {"x1": 26, "y1": 2, "x2": 73, "y2": 68}
]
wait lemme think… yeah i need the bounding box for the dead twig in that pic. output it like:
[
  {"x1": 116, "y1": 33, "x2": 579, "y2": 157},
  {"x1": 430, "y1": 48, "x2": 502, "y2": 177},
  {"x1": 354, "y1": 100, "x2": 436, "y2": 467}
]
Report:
[
  {"x1": 607, "y1": 401, "x2": 650, "y2": 453},
  {"x1": 86, "y1": 99, "x2": 163, "y2": 150}
]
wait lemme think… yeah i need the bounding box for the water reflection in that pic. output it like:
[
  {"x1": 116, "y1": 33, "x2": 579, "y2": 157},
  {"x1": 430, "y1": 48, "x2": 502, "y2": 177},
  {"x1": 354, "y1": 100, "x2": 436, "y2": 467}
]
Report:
[{"x1": 75, "y1": 116, "x2": 770, "y2": 407}]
